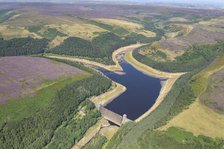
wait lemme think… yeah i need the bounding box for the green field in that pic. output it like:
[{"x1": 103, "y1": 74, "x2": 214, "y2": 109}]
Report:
[{"x1": 0, "y1": 73, "x2": 91, "y2": 126}]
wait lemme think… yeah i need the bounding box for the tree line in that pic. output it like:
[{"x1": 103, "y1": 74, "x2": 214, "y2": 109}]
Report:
[
  {"x1": 47, "y1": 31, "x2": 161, "y2": 64},
  {"x1": 0, "y1": 18, "x2": 162, "y2": 64},
  {"x1": 47, "y1": 32, "x2": 126, "y2": 64},
  {"x1": 0, "y1": 59, "x2": 112, "y2": 149},
  {"x1": 134, "y1": 42, "x2": 224, "y2": 72},
  {"x1": 0, "y1": 37, "x2": 48, "y2": 56},
  {"x1": 106, "y1": 45, "x2": 224, "y2": 149}
]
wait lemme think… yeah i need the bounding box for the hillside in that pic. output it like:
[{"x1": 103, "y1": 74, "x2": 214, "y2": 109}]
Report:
[{"x1": 0, "y1": 2, "x2": 224, "y2": 149}]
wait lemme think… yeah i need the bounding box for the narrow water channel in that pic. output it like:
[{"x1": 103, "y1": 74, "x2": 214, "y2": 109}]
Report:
[{"x1": 98, "y1": 60, "x2": 162, "y2": 121}]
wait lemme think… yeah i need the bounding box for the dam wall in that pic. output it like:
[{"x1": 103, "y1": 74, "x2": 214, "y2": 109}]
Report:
[{"x1": 96, "y1": 104, "x2": 131, "y2": 126}]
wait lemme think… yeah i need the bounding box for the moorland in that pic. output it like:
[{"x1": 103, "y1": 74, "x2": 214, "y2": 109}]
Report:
[{"x1": 0, "y1": 2, "x2": 224, "y2": 149}]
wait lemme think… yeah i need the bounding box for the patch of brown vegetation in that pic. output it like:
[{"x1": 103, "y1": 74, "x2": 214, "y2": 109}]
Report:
[
  {"x1": 48, "y1": 36, "x2": 67, "y2": 49},
  {"x1": 168, "y1": 17, "x2": 189, "y2": 23},
  {"x1": 2, "y1": 9, "x2": 105, "y2": 40},
  {"x1": 159, "y1": 53, "x2": 224, "y2": 138},
  {"x1": 100, "y1": 125, "x2": 119, "y2": 140},
  {"x1": 139, "y1": 42, "x2": 184, "y2": 61},
  {"x1": 48, "y1": 23, "x2": 105, "y2": 40},
  {"x1": 202, "y1": 68, "x2": 224, "y2": 114},
  {"x1": 96, "y1": 18, "x2": 156, "y2": 37},
  {"x1": 159, "y1": 38, "x2": 190, "y2": 51},
  {"x1": 0, "y1": 25, "x2": 40, "y2": 39},
  {"x1": 159, "y1": 17, "x2": 224, "y2": 51},
  {"x1": 160, "y1": 100, "x2": 224, "y2": 138},
  {"x1": 0, "y1": 56, "x2": 83, "y2": 103}
]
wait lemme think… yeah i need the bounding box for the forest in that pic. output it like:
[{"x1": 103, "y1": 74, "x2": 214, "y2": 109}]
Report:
[
  {"x1": 137, "y1": 127, "x2": 224, "y2": 149},
  {"x1": 0, "y1": 17, "x2": 162, "y2": 64},
  {"x1": 0, "y1": 37, "x2": 48, "y2": 56},
  {"x1": 0, "y1": 59, "x2": 112, "y2": 149},
  {"x1": 0, "y1": 2, "x2": 224, "y2": 149},
  {"x1": 105, "y1": 45, "x2": 224, "y2": 149},
  {"x1": 28, "y1": 24, "x2": 66, "y2": 41},
  {"x1": 48, "y1": 32, "x2": 126, "y2": 64},
  {"x1": 46, "y1": 100, "x2": 101, "y2": 149},
  {"x1": 48, "y1": 30, "x2": 161, "y2": 64},
  {"x1": 134, "y1": 42, "x2": 224, "y2": 72}
]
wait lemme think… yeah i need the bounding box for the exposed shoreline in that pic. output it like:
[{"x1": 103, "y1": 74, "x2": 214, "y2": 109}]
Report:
[
  {"x1": 45, "y1": 44, "x2": 142, "y2": 108},
  {"x1": 45, "y1": 43, "x2": 144, "y2": 73},
  {"x1": 46, "y1": 43, "x2": 183, "y2": 122},
  {"x1": 46, "y1": 44, "x2": 184, "y2": 149},
  {"x1": 91, "y1": 82, "x2": 126, "y2": 106},
  {"x1": 125, "y1": 51, "x2": 183, "y2": 79},
  {"x1": 125, "y1": 51, "x2": 184, "y2": 122}
]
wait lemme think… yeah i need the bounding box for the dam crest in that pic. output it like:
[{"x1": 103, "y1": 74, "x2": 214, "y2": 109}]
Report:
[{"x1": 96, "y1": 104, "x2": 132, "y2": 126}]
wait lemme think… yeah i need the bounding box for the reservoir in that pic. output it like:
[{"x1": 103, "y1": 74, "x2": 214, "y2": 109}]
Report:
[{"x1": 98, "y1": 60, "x2": 162, "y2": 121}]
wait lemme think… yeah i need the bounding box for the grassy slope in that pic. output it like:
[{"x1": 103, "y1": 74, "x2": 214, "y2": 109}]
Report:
[
  {"x1": 83, "y1": 134, "x2": 106, "y2": 149},
  {"x1": 160, "y1": 52, "x2": 224, "y2": 138},
  {"x1": 0, "y1": 57, "x2": 112, "y2": 148},
  {"x1": 28, "y1": 24, "x2": 66, "y2": 41},
  {"x1": 0, "y1": 7, "x2": 222, "y2": 148},
  {"x1": 137, "y1": 127, "x2": 224, "y2": 149},
  {"x1": 125, "y1": 51, "x2": 182, "y2": 78},
  {"x1": 133, "y1": 43, "x2": 222, "y2": 72},
  {"x1": 105, "y1": 44, "x2": 224, "y2": 148},
  {"x1": 80, "y1": 18, "x2": 129, "y2": 37},
  {"x1": 105, "y1": 72, "x2": 196, "y2": 149},
  {"x1": 0, "y1": 10, "x2": 106, "y2": 41},
  {"x1": 0, "y1": 9, "x2": 15, "y2": 23},
  {"x1": 0, "y1": 73, "x2": 90, "y2": 126},
  {"x1": 95, "y1": 18, "x2": 156, "y2": 37},
  {"x1": 47, "y1": 32, "x2": 126, "y2": 65},
  {"x1": 0, "y1": 9, "x2": 157, "y2": 63},
  {"x1": 72, "y1": 119, "x2": 105, "y2": 149}
]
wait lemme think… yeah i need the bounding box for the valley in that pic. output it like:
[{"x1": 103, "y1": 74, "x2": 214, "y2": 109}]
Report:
[{"x1": 0, "y1": 2, "x2": 224, "y2": 149}]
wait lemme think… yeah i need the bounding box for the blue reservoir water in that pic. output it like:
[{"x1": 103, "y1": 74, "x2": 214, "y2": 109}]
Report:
[{"x1": 99, "y1": 61, "x2": 162, "y2": 120}]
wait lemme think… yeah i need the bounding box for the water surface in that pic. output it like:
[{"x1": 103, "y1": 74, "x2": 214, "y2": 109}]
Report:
[{"x1": 99, "y1": 61, "x2": 162, "y2": 120}]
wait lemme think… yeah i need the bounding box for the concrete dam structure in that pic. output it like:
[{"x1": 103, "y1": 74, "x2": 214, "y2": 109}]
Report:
[{"x1": 97, "y1": 104, "x2": 131, "y2": 126}]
